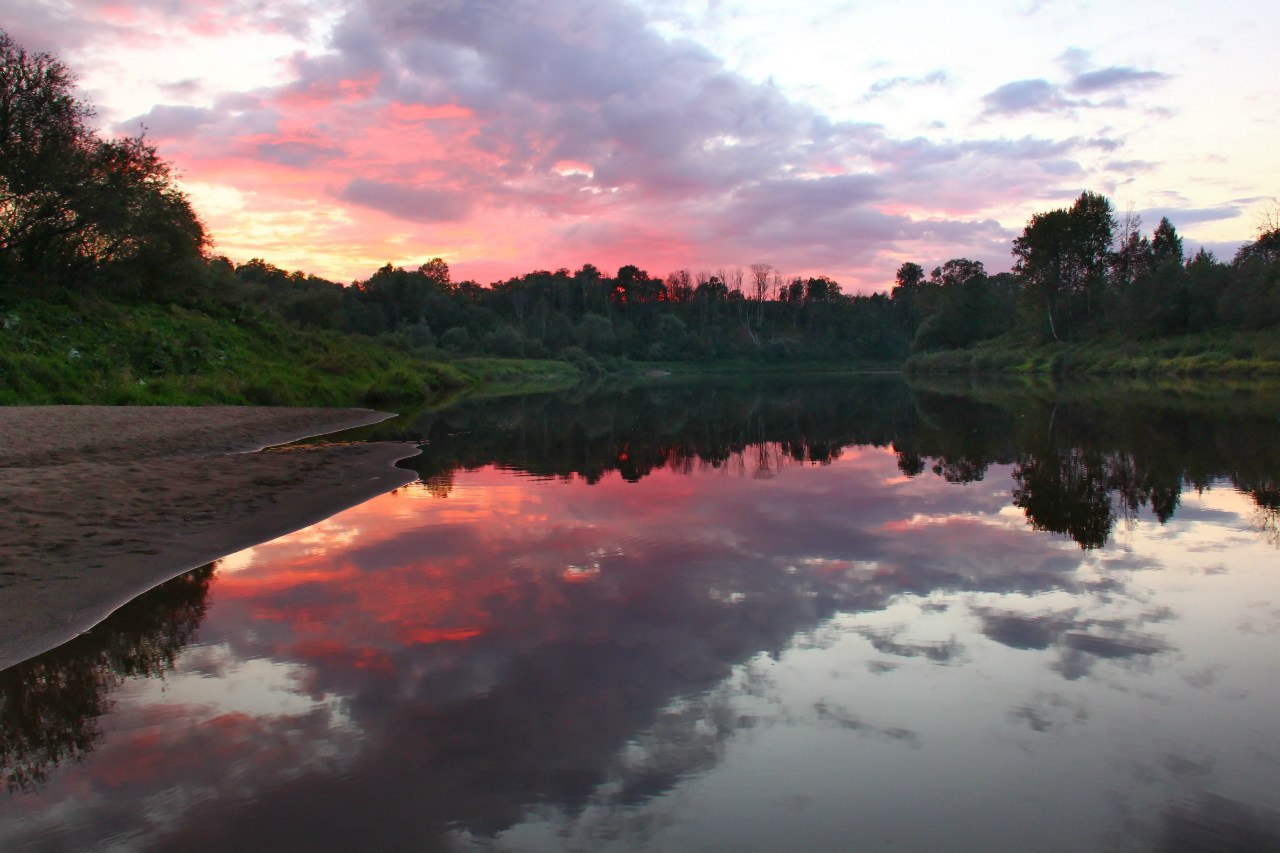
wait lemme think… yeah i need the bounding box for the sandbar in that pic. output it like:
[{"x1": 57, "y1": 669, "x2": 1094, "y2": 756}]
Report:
[{"x1": 0, "y1": 406, "x2": 420, "y2": 671}]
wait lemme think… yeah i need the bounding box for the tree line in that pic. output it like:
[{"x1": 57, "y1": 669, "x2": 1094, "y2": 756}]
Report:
[
  {"x1": 363, "y1": 377, "x2": 1280, "y2": 551},
  {"x1": 4, "y1": 30, "x2": 1277, "y2": 370},
  {"x1": 228, "y1": 256, "x2": 904, "y2": 366},
  {"x1": 893, "y1": 191, "x2": 1280, "y2": 353}
]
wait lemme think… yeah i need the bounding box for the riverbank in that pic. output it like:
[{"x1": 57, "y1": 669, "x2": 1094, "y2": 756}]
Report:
[
  {"x1": 0, "y1": 406, "x2": 421, "y2": 671},
  {"x1": 904, "y1": 330, "x2": 1280, "y2": 376},
  {"x1": 0, "y1": 294, "x2": 580, "y2": 406}
]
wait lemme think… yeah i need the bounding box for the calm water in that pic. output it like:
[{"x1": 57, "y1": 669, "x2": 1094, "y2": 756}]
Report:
[{"x1": 3, "y1": 378, "x2": 1279, "y2": 851}]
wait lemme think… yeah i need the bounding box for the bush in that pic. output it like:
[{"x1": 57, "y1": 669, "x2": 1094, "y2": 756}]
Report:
[
  {"x1": 576, "y1": 314, "x2": 613, "y2": 353},
  {"x1": 763, "y1": 338, "x2": 801, "y2": 361},
  {"x1": 440, "y1": 326, "x2": 472, "y2": 353},
  {"x1": 557, "y1": 345, "x2": 604, "y2": 374},
  {"x1": 478, "y1": 325, "x2": 533, "y2": 358}
]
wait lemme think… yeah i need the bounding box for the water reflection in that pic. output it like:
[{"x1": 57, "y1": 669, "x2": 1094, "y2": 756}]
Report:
[
  {"x1": 2, "y1": 378, "x2": 1279, "y2": 851},
  {"x1": 382, "y1": 376, "x2": 1280, "y2": 550},
  {"x1": 0, "y1": 565, "x2": 214, "y2": 793}
]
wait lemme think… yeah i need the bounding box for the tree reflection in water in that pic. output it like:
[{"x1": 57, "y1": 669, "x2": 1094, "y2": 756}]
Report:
[
  {"x1": 2, "y1": 377, "x2": 1279, "y2": 851},
  {"x1": 0, "y1": 564, "x2": 214, "y2": 793},
  {"x1": 383, "y1": 376, "x2": 1280, "y2": 550}
]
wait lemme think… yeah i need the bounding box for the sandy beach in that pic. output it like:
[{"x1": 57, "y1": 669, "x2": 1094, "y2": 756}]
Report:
[{"x1": 0, "y1": 406, "x2": 420, "y2": 671}]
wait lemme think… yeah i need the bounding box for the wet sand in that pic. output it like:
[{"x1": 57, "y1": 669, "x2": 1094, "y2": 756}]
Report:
[{"x1": 0, "y1": 406, "x2": 420, "y2": 671}]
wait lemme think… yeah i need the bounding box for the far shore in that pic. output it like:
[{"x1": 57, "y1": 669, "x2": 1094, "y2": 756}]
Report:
[{"x1": 0, "y1": 406, "x2": 421, "y2": 671}]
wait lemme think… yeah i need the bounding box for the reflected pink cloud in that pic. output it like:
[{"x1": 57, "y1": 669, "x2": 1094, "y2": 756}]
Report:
[
  {"x1": 4, "y1": 396, "x2": 1277, "y2": 852},
  {"x1": 192, "y1": 451, "x2": 1075, "y2": 690}
]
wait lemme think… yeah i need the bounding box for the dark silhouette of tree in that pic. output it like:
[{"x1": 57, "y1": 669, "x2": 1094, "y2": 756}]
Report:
[
  {"x1": 1012, "y1": 191, "x2": 1115, "y2": 341},
  {"x1": 1151, "y1": 217, "x2": 1184, "y2": 267},
  {"x1": 908, "y1": 259, "x2": 1017, "y2": 352},
  {"x1": 0, "y1": 31, "x2": 88, "y2": 194},
  {"x1": 0, "y1": 30, "x2": 206, "y2": 293},
  {"x1": 0, "y1": 564, "x2": 215, "y2": 793},
  {"x1": 1111, "y1": 210, "x2": 1152, "y2": 291}
]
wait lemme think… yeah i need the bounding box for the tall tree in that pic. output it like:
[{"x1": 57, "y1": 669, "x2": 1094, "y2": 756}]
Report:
[
  {"x1": 0, "y1": 31, "x2": 205, "y2": 292},
  {"x1": 1110, "y1": 210, "x2": 1151, "y2": 290},
  {"x1": 0, "y1": 31, "x2": 90, "y2": 194},
  {"x1": 749, "y1": 263, "x2": 773, "y2": 329},
  {"x1": 1151, "y1": 217, "x2": 1184, "y2": 268},
  {"x1": 1012, "y1": 191, "x2": 1115, "y2": 340}
]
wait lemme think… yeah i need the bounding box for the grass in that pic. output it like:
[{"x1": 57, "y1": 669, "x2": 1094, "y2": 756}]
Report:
[
  {"x1": 630, "y1": 358, "x2": 902, "y2": 380},
  {"x1": 904, "y1": 331, "x2": 1280, "y2": 377},
  {"x1": 0, "y1": 293, "x2": 579, "y2": 407}
]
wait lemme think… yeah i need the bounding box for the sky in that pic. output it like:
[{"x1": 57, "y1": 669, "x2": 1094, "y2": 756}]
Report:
[{"x1": 7, "y1": 0, "x2": 1279, "y2": 290}]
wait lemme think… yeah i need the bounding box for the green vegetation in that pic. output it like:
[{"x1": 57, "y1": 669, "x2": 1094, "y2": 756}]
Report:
[
  {"x1": 0, "y1": 32, "x2": 581, "y2": 406},
  {"x1": 906, "y1": 330, "x2": 1280, "y2": 377},
  {"x1": 218, "y1": 191, "x2": 1278, "y2": 380},
  {"x1": 897, "y1": 192, "x2": 1280, "y2": 374},
  {"x1": 226, "y1": 256, "x2": 906, "y2": 367},
  {"x1": 0, "y1": 291, "x2": 578, "y2": 405},
  {"x1": 0, "y1": 30, "x2": 900, "y2": 408}
]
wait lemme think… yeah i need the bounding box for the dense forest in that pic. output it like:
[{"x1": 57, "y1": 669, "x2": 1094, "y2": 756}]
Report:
[
  {"x1": 227, "y1": 186, "x2": 1280, "y2": 371},
  {"x1": 2, "y1": 30, "x2": 1278, "y2": 382}
]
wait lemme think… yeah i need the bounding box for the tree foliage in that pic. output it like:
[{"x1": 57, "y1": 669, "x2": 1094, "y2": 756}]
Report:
[
  {"x1": 1010, "y1": 191, "x2": 1115, "y2": 340},
  {"x1": 0, "y1": 30, "x2": 206, "y2": 294}
]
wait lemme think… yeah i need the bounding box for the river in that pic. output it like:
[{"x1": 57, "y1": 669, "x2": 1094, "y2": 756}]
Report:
[{"x1": 2, "y1": 376, "x2": 1278, "y2": 851}]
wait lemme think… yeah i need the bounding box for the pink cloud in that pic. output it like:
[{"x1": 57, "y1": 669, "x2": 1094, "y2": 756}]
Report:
[{"x1": 17, "y1": 0, "x2": 1142, "y2": 290}]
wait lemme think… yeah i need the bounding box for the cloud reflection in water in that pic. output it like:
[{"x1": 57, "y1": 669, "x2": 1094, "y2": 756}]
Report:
[{"x1": 2, "y1": 380, "x2": 1279, "y2": 851}]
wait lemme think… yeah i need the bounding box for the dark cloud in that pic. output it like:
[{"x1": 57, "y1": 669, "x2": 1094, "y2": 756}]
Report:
[
  {"x1": 865, "y1": 70, "x2": 949, "y2": 98},
  {"x1": 1056, "y1": 47, "x2": 1092, "y2": 75},
  {"x1": 1, "y1": 0, "x2": 336, "y2": 57},
  {"x1": 982, "y1": 79, "x2": 1078, "y2": 115},
  {"x1": 813, "y1": 701, "x2": 921, "y2": 746},
  {"x1": 982, "y1": 64, "x2": 1167, "y2": 119},
  {"x1": 1084, "y1": 137, "x2": 1124, "y2": 151},
  {"x1": 1069, "y1": 66, "x2": 1170, "y2": 94},
  {"x1": 159, "y1": 78, "x2": 203, "y2": 98},
  {"x1": 1008, "y1": 691, "x2": 1088, "y2": 732},
  {"x1": 259, "y1": 0, "x2": 1113, "y2": 277},
  {"x1": 1105, "y1": 159, "x2": 1155, "y2": 173},
  {"x1": 117, "y1": 101, "x2": 280, "y2": 142},
  {"x1": 1137, "y1": 205, "x2": 1248, "y2": 227},
  {"x1": 857, "y1": 628, "x2": 964, "y2": 664},
  {"x1": 1062, "y1": 630, "x2": 1169, "y2": 659},
  {"x1": 1158, "y1": 792, "x2": 1280, "y2": 853},
  {"x1": 255, "y1": 140, "x2": 345, "y2": 169},
  {"x1": 120, "y1": 105, "x2": 219, "y2": 138},
  {"x1": 337, "y1": 178, "x2": 474, "y2": 222},
  {"x1": 975, "y1": 605, "x2": 1174, "y2": 681},
  {"x1": 976, "y1": 608, "x2": 1076, "y2": 650}
]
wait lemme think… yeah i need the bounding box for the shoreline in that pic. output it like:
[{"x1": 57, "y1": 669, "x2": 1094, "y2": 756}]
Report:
[{"x1": 0, "y1": 406, "x2": 421, "y2": 671}]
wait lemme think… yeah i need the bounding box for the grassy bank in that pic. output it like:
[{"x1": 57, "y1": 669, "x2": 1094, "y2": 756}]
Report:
[
  {"x1": 905, "y1": 331, "x2": 1280, "y2": 377},
  {"x1": 630, "y1": 358, "x2": 901, "y2": 380},
  {"x1": 0, "y1": 293, "x2": 578, "y2": 406},
  {"x1": 905, "y1": 371, "x2": 1280, "y2": 419}
]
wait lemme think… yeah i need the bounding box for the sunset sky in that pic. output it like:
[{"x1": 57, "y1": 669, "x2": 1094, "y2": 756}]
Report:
[{"x1": 9, "y1": 0, "x2": 1278, "y2": 290}]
